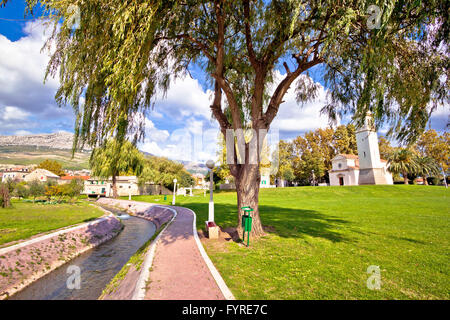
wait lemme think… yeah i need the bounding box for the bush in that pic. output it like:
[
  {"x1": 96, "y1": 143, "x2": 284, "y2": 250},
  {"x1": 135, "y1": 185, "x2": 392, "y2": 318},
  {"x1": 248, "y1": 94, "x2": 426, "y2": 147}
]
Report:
[
  {"x1": 28, "y1": 180, "x2": 46, "y2": 202},
  {"x1": 13, "y1": 183, "x2": 29, "y2": 199}
]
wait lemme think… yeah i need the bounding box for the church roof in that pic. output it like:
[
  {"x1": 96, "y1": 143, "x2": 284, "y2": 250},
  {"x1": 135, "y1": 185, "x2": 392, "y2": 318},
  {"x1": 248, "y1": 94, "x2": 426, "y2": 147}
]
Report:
[{"x1": 338, "y1": 154, "x2": 359, "y2": 159}]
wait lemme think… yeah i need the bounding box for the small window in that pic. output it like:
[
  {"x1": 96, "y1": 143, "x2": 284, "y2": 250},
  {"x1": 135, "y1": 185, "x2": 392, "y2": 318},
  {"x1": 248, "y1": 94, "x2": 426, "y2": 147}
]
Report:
[
  {"x1": 364, "y1": 151, "x2": 366, "y2": 158},
  {"x1": 338, "y1": 163, "x2": 342, "y2": 169}
]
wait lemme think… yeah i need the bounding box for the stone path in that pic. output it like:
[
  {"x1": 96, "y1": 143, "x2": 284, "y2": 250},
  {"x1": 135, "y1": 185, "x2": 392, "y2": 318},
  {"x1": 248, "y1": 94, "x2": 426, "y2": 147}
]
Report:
[{"x1": 144, "y1": 206, "x2": 226, "y2": 300}]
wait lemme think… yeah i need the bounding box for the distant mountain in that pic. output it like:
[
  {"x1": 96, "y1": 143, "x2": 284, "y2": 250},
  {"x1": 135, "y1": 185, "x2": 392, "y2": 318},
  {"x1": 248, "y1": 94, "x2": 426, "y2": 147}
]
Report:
[
  {"x1": 0, "y1": 132, "x2": 80, "y2": 150},
  {"x1": 177, "y1": 160, "x2": 208, "y2": 175},
  {"x1": 0, "y1": 132, "x2": 91, "y2": 170},
  {"x1": 0, "y1": 132, "x2": 208, "y2": 174}
]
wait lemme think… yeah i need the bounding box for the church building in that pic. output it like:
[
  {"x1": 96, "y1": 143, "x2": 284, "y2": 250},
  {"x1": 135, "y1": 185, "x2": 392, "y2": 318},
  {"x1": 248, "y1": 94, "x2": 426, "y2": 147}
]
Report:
[{"x1": 329, "y1": 113, "x2": 393, "y2": 186}]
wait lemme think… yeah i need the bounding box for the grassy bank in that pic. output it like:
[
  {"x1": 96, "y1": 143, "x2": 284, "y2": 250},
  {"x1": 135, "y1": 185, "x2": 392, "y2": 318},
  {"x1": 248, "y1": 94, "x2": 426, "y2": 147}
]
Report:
[
  {"x1": 128, "y1": 185, "x2": 449, "y2": 299},
  {"x1": 0, "y1": 200, "x2": 104, "y2": 246}
]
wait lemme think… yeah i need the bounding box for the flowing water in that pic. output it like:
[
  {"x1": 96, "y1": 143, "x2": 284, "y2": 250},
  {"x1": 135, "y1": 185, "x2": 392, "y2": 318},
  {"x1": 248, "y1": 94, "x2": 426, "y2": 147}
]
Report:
[{"x1": 10, "y1": 208, "x2": 155, "y2": 300}]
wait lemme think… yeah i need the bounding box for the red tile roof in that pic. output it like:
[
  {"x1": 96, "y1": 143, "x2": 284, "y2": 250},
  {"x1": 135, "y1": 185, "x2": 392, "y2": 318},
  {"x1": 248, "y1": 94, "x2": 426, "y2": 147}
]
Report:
[
  {"x1": 61, "y1": 175, "x2": 90, "y2": 181},
  {"x1": 339, "y1": 154, "x2": 359, "y2": 159}
]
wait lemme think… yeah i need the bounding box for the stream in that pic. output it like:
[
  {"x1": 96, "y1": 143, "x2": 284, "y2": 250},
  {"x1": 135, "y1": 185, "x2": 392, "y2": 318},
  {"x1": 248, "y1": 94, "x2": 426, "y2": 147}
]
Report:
[{"x1": 10, "y1": 206, "x2": 155, "y2": 300}]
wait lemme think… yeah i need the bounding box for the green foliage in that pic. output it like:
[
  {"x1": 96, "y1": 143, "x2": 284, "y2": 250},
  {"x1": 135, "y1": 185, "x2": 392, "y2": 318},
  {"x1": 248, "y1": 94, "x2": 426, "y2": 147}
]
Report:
[
  {"x1": 13, "y1": 182, "x2": 29, "y2": 199},
  {"x1": 415, "y1": 130, "x2": 450, "y2": 172},
  {"x1": 37, "y1": 159, "x2": 65, "y2": 176},
  {"x1": 139, "y1": 156, "x2": 194, "y2": 189},
  {"x1": 387, "y1": 148, "x2": 419, "y2": 184},
  {"x1": 90, "y1": 139, "x2": 144, "y2": 197},
  {"x1": 28, "y1": 179, "x2": 46, "y2": 202}
]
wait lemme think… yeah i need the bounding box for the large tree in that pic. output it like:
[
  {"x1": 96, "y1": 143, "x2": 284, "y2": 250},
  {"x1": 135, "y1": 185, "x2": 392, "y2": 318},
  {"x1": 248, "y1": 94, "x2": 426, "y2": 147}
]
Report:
[{"x1": 4, "y1": 0, "x2": 448, "y2": 236}]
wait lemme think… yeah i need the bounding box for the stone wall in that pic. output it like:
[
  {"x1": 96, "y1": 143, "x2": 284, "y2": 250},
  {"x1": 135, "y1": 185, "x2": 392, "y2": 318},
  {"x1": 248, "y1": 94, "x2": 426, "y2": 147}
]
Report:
[{"x1": 0, "y1": 214, "x2": 121, "y2": 299}]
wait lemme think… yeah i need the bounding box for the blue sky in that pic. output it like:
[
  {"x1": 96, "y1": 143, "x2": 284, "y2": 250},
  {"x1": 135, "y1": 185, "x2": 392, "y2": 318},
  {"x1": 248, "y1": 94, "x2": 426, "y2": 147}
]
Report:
[{"x1": 0, "y1": 1, "x2": 448, "y2": 162}]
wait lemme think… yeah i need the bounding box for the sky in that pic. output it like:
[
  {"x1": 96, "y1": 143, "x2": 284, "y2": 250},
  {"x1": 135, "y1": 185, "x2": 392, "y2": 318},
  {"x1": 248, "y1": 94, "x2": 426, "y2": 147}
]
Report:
[{"x1": 0, "y1": 2, "x2": 448, "y2": 163}]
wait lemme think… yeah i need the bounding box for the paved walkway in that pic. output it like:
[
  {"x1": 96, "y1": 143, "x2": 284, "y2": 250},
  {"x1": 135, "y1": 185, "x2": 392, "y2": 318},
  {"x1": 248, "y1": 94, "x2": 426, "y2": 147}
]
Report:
[{"x1": 144, "y1": 206, "x2": 225, "y2": 300}]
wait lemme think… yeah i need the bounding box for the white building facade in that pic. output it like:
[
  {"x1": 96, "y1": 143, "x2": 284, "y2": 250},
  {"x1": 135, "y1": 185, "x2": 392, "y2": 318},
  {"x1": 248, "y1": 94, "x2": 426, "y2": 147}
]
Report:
[{"x1": 329, "y1": 113, "x2": 393, "y2": 186}]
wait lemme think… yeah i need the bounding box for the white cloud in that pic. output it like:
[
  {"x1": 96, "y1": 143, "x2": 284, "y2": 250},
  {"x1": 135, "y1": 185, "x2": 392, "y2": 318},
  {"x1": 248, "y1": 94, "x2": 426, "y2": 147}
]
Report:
[
  {"x1": 1, "y1": 106, "x2": 30, "y2": 121},
  {"x1": 0, "y1": 21, "x2": 74, "y2": 134},
  {"x1": 153, "y1": 75, "x2": 213, "y2": 120}
]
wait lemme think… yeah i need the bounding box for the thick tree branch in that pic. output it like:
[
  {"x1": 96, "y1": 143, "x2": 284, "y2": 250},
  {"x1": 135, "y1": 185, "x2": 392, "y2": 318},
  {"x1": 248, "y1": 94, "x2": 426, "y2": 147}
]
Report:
[
  {"x1": 243, "y1": 0, "x2": 259, "y2": 69},
  {"x1": 263, "y1": 56, "x2": 324, "y2": 127}
]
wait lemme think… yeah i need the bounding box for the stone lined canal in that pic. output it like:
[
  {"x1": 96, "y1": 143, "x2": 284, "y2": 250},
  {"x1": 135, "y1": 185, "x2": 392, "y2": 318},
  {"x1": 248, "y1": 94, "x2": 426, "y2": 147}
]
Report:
[{"x1": 10, "y1": 208, "x2": 155, "y2": 300}]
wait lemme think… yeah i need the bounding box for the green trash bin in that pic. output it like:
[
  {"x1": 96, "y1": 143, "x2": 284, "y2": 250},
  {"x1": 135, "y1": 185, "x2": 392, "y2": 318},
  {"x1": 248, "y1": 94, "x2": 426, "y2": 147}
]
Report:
[{"x1": 241, "y1": 206, "x2": 253, "y2": 247}]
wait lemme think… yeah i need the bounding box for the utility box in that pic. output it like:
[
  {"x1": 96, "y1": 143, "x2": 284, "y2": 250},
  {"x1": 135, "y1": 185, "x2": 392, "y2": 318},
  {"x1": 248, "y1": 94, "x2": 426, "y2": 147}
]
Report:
[{"x1": 205, "y1": 221, "x2": 219, "y2": 239}]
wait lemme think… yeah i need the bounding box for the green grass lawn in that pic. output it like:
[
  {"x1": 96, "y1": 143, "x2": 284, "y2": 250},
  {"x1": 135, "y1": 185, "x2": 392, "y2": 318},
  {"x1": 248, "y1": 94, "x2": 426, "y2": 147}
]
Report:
[
  {"x1": 0, "y1": 200, "x2": 104, "y2": 246},
  {"x1": 128, "y1": 185, "x2": 449, "y2": 299}
]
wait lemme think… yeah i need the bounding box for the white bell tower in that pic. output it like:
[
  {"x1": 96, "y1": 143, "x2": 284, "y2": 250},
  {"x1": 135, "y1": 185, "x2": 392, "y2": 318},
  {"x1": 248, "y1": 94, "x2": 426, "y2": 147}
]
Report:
[{"x1": 356, "y1": 112, "x2": 388, "y2": 185}]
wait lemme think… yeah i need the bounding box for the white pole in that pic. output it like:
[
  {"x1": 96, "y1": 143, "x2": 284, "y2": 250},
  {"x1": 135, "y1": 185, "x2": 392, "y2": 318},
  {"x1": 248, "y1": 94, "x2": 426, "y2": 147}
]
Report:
[
  {"x1": 442, "y1": 166, "x2": 448, "y2": 188},
  {"x1": 208, "y1": 169, "x2": 214, "y2": 222},
  {"x1": 128, "y1": 183, "x2": 132, "y2": 201},
  {"x1": 172, "y1": 179, "x2": 177, "y2": 205}
]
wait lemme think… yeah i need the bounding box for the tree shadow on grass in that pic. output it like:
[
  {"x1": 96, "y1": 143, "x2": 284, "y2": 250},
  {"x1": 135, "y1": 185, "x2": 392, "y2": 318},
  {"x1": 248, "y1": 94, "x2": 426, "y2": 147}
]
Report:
[{"x1": 187, "y1": 202, "x2": 352, "y2": 243}]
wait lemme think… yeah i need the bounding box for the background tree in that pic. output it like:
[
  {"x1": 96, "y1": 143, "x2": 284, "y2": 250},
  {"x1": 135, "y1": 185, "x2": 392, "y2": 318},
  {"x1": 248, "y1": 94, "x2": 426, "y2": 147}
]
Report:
[
  {"x1": 0, "y1": 183, "x2": 11, "y2": 208},
  {"x1": 415, "y1": 130, "x2": 450, "y2": 172},
  {"x1": 387, "y1": 149, "x2": 419, "y2": 185},
  {"x1": 90, "y1": 139, "x2": 145, "y2": 198},
  {"x1": 7, "y1": 0, "x2": 448, "y2": 236},
  {"x1": 273, "y1": 140, "x2": 295, "y2": 186},
  {"x1": 414, "y1": 155, "x2": 440, "y2": 185},
  {"x1": 28, "y1": 180, "x2": 45, "y2": 203},
  {"x1": 138, "y1": 156, "x2": 192, "y2": 190},
  {"x1": 65, "y1": 178, "x2": 85, "y2": 202},
  {"x1": 37, "y1": 159, "x2": 65, "y2": 176},
  {"x1": 378, "y1": 136, "x2": 394, "y2": 160},
  {"x1": 333, "y1": 124, "x2": 358, "y2": 155},
  {"x1": 13, "y1": 182, "x2": 29, "y2": 199}
]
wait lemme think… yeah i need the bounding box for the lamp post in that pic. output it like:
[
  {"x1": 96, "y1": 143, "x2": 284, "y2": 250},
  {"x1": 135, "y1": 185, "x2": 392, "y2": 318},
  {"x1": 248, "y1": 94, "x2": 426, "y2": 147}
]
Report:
[
  {"x1": 172, "y1": 178, "x2": 177, "y2": 205},
  {"x1": 128, "y1": 182, "x2": 132, "y2": 201},
  {"x1": 206, "y1": 160, "x2": 215, "y2": 223}
]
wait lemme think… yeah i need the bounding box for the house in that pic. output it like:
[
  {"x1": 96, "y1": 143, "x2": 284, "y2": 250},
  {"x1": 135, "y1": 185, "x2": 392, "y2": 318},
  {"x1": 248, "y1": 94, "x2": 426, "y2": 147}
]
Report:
[
  {"x1": 260, "y1": 167, "x2": 275, "y2": 188},
  {"x1": 24, "y1": 169, "x2": 61, "y2": 183},
  {"x1": 193, "y1": 173, "x2": 207, "y2": 189},
  {"x1": 329, "y1": 113, "x2": 393, "y2": 186},
  {"x1": 1, "y1": 167, "x2": 31, "y2": 182},
  {"x1": 83, "y1": 176, "x2": 140, "y2": 197}
]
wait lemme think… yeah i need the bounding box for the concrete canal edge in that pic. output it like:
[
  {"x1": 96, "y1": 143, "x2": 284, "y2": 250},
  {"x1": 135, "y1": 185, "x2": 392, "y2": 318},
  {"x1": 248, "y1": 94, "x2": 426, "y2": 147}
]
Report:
[
  {"x1": 98, "y1": 203, "x2": 176, "y2": 300},
  {"x1": 0, "y1": 210, "x2": 122, "y2": 300}
]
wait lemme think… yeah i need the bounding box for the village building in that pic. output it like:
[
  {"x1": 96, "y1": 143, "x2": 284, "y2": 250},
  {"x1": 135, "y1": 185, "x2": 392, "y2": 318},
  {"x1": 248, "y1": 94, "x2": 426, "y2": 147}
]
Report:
[
  {"x1": 1, "y1": 167, "x2": 31, "y2": 182},
  {"x1": 193, "y1": 173, "x2": 207, "y2": 189},
  {"x1": 329, "y1": 113, "x2": 393, "y2": 186},
  {"x1": 83, "y1": 176, "x2": 140, "y2": 197},
  {"x1": 24, "y1": 168, "x2": 61, "y2": 183}
]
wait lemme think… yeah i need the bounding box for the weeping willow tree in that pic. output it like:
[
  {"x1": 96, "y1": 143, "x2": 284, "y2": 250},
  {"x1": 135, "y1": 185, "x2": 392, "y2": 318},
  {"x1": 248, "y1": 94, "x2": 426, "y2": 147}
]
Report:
[
  {"x1": 90, "y1": 139, "x2": 145, "y2": 198},
  {"x1": 2, "y1": 0, "x2": 448, "y2": 236}
]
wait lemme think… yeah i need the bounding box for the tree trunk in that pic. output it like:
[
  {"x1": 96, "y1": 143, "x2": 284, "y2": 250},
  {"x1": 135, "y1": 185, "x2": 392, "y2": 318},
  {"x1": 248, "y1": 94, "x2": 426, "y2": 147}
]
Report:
[
  {"x1": 112, "y1": 175, "x2": 118, "y2": 198},
  {"x1": 403, "y1": 172, "x2": 409, "y2": 185},
  {"x1": 423, "y1": 175, "x2": 428, "y2": 185},
  {"x1": 234, "y1": 164, "x2": 265, "y2": 238}
]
